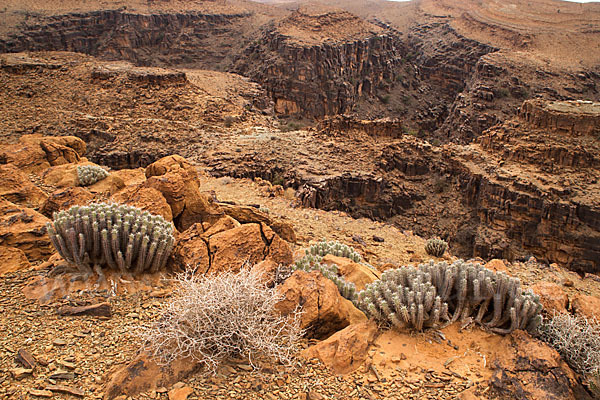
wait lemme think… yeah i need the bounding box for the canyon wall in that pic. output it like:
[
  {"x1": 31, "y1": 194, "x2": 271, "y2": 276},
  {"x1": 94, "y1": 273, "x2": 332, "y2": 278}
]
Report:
[
  {"x1": 233, "y1": 30, "x2": 404, "y2": 117},
  {"x1": 0, "y1": 10, "x2": 256, "y2": 69}
]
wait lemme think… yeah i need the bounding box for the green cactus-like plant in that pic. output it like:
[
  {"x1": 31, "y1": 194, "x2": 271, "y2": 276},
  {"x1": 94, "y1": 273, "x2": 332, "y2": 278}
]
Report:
[
  {"x1": 357, "y1": 260, "x2": 542, "y2": 334},
  {"x1": 77, "y1": 165, "x2": 109, "y2": 186},
  {"x1": 425, "y1": 237, "x2": 448, "y2": 257},
  {"x1": 292, "y1": 253, "x2": 357, "y2": 301},
  {"x1": 46, "y1": 203, "x2": 175, "y2": 274},
  {"x1": 307, "y1": 240, "x2": 363, "y2": 263}
]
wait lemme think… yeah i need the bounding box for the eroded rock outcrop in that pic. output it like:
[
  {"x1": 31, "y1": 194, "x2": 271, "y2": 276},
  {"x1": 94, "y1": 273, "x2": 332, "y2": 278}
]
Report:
[
  {"x1": 233, "y1": 10, "x2": 404, "y2": 118},
  {"x1": 276, "y1": 270, "x2": 366, "y2": 339}
]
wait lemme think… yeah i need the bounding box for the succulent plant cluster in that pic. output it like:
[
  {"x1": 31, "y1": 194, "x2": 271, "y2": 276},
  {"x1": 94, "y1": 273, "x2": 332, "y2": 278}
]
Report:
[
  {"x1": 293, "y1": 256, "x2": 357, "y2": 300},
  {"x1": 47, "y1": 203, "x2": 175, "y2": 273},
  {"x1": 287, "y1": 241, "x2": 363, "y2": 301},
  {"x1": 425, "y1": 237, "x2": 448, "y2": 257},
  {"x1": 356, "y1": 260, "x2": 543, "y2": 334},
  {"x1": 307, "y1": 240, "x2": 363, "y2": 263},
  {"x1": 77, "y1": 164, "x2": 109, "y2": 186}
]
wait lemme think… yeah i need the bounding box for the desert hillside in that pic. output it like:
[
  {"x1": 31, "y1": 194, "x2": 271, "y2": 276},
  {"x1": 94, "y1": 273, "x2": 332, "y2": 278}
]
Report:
[{"x1": 0, "y1": 0, "x2": 600, "y2": 399}]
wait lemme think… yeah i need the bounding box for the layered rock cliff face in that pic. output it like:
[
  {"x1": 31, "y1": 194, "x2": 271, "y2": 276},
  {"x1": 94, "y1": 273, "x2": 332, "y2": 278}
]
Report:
[
  {"x1": 233, "y1": 11, "x2": 404, "y2": 117},
  {"x1": 438, "y1": 51, "x2": 600, "y2": 143},
  {"x1": 0, "y1": 10, "x2": 256, "y2": 69},
  {"x1": 452, "y1": 100, "x2": 600, "y2": 272}
]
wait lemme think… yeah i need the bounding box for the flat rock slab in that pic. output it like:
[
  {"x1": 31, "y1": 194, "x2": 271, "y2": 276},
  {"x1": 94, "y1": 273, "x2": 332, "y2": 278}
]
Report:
[
  {"x1": 57, "y1": 302, "x2": 112, "y2": 318},
  {"x1": 45, "y1": 385, "x2": 85, "y2": 397}
]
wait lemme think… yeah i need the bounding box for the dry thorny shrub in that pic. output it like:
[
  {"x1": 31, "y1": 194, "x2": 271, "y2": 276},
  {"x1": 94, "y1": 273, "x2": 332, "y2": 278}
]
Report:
[
  {"x1": 141, "y1": 267, "x2": 303, "y2": 374},
  {"x1": 539, "y1": 313, "x2": 600, "y2": 394}
]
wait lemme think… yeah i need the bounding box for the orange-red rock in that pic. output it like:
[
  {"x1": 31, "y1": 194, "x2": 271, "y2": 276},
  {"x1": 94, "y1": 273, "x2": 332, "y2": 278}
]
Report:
[
  {"x1": 301, "y1": 320, "x2": 378, "y2": 374},
  {"x1": 218, "y1": 203, "x2": 296, "y2": 243},
  {"x1": 111, "y1": 185, "x2": 173, "y2": 222},
  {"x1": 0, "y1": 163, "x2": 48, "y2": 208},
  {"x1": 571, "y1": 294, "x2": 600, "y2": 321},
  {"x1": 321, "y1": 254, "x2": 380, "y2": 291},
  {"x1": 40, "y1": 187, "x2": 95, "y2": 217},
  {"x1": 145, "y1": 155, "x2": 198, "y2": 184},
  {"x1": 41, "y1": 161, "x2": 111, "y2": 189},
  {"x1": 485, "y1": 259, "x2": 508, "y2": 273},
  {"x1": 110, "y1": 168, "x2": 146, "y2": 187},
  {"x1": 103, "y1": 353, "x2": 199, "y2": 400},
  {"x1": 491, "y1": 330, "x2": 581, "y2": 400},
  {"x1": 276, "y1": 270, "x2": 366, "y2": 339},
  {"x1": 202, "y1": 216, "x2": 240, "y2": 237},
  {"x1": 169, "y1": 223, "x2": 210, "y2": 273},
  {"x1": 529, "y1": 281, "x2": 568, "y2": 315},
  {"x1": 0, "y1": 135, "x2": 85, "y2": 173},
  {"x1": 144, "y1": 171, "x2": 222, "y2": 231},
  {"x1": 209, "y1": 223, "x2": 292, "y2": 275},
  {"x1": 0, "y1": 199, "x2": 52, "y2": 262},
  {"x1": 0, "y1": 246, "x2": 31, "y2": 276},
  {"x1": 168, "y1": 386, "x2": 194, "y2": 400},
  {"x1": 251, "y1": 259, "x2": 279, "y2": 286}
]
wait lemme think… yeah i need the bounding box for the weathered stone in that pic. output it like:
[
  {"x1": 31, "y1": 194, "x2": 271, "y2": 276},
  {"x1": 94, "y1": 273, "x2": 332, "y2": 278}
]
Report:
[
  {"x1": 111, "y1": 184, "x2": 172, "y2": 222},
  {"x1": 0, "y1": 199, "x2": 52, "y2": 262},
  {"x1": 57, "y1": 302, "x2": 112, "y2": 318},
  {"x1": 169, "y1": 223, "x2": 210, "y2": 273},
  {"x1": 45, "y1": 385, "x2": 85, "y2": 397},
  {"x1": 301, "y1": 320, "x2": 378, "y2": 374},
  {"x1": 168, "y1": 386, "x2": 193, "y2": 400},
  {"x1": 145, "y1": 155, "x2": 198, "y2": 182},
  {"x1": 0, "y1": 246, "x2": 31, "y2": 275},
  {"x1": 209, "y1": 223, "x2": 292, "y2": 275},
  {"x1": 41, "y1": 161, "x2": 107, "y2": 189},
  {"x1": 529, "y1": 282, "x2": 568, "y2": 315},
  {"x1": 110, "y1": 168, "x2": 146, "y2": 187},
  {"x1": 16, "y1": 349, "x2": 37, "y2": 370},
  {"x1": 28, "y1": 389, "x2": 53, "y2": 398},
  {"x1": 40, "y1": 186, "x2": 95, "y2": 217},
  {"x1": 484, "y1": 259, "x2": 508, "y2": 273},
  {"x1": 321, "y1": 254, "x2": 380, "y2": 291},
  {"x1": 571, "y1": 294, "x2": 600, "y2": 321},
  {"x1": 276, "y1": 270, "x2": 366, "y2": 339},
  {"x1": 218, "y1": 203, "x2": 297, "y2": 242},
  {"x1": 11, "y1": 367, "x2": 32, "y2": 379},
  {"x1": 144, "y1": 170, "x2": 222, "y2": 231},
  {"x1": 104, "y1": 353, "x2": 199, "y2": 400},
  {"x1": 0, "y1": 163, "x2": 47, "y2": 208},
  {"x1": 251, "y1": 259, "x2": 278, "y2": 286},
  {"x1": 490, "y1": 330, "x2": 584, "y2": 400},
  {"x1": 202, "y1": 216, "x2": 240, "y2": 237},
  {"x1": 0, "y1": 135, "x2": 85, "y2": 174}
]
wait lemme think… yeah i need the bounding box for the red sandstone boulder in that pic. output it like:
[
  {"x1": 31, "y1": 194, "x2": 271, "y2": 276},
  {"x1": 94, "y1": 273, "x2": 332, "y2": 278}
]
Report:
[
  {"x1": 218, "y1": 203, "x2": 296, "y2": 243},
  {"x1": 490, "y1": 330, "x2": 583, "y2": 400},
  {"x1": 40, "y1": 187, "x2": 95, "y2": 217},
  {"x1": 321, "y1": 254, "x2": 380, "y2": 291},
  {"x1": 301, "y1": 320, "x2": 378, "y2": 374},
  {"x1": 1, "y1": 135, "x2": 85, "y2": 173},
  {"x1": 144, "y1": 170, "x2": 223, "y2": 231},
  {"x1": 145, "y1": 155, "x2": 198, "y2": 183},
  {"x1": 111, "y1": 185, "x2": 173, "y2": 222},
  {"x1": 0, "y1": 199, "x2": 52, "y2": 262},
  {"x1": 0, "y1": 246, "x2": 31, "y2": 276},
  {"x1": 41, "y1": 161, "x2": 123, "y2": 195},
  {"x1": 0, "y1": 164, "x2": 48, "y2": 208},
  {"x1": 110, "y1": 168, "x2": 146, "y2": 187},
  {"x1": 276, "y1": 270, "x2": 366, "y2": 339},
  {"x1": 170, "y1": 223, "x2": 211, "y2": 273},
  {"x1": 530, "y1": 281, "x2": 568, "y2": 315},
  {"x1": 209, "y1": 223, "x2": 292, "y2": 275},
  {"x1": 103, "y1": 353, "x2": 199, "y2": 400},
  {"x1": 571, "y1": 294, "x2": 600, "y2": 321}
]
